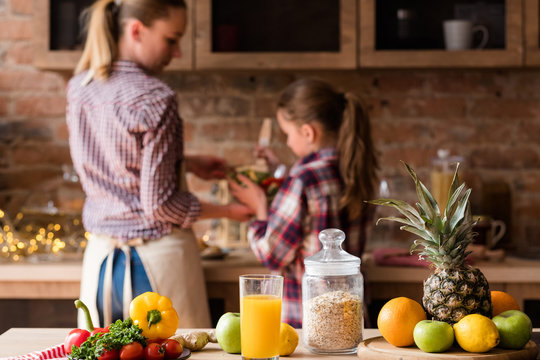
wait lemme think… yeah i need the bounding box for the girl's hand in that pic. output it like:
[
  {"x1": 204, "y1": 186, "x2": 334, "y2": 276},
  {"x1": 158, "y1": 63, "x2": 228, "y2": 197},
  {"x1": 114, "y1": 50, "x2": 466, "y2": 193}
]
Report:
[
  {"x1": 186, "y1": 155, "x2": 227, "y2": 179},
  {"x1": 254, "y1": 145, "x2": 280, "y2": 168},
  {"x1": 228, "y1": 174, "x2": 268, "y2": 220}
]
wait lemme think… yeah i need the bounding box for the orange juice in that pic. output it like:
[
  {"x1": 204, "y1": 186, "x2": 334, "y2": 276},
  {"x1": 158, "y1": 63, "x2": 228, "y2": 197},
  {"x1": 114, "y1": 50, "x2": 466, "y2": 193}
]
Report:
[{"x1": 241, "y1": 294, "x2": 282, "y2": 358}]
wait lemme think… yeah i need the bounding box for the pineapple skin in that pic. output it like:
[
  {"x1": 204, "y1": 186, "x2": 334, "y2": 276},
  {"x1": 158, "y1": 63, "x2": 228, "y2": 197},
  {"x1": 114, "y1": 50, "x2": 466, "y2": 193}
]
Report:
[{"x1": 423, "y1": 266, "x2": 492, "y2": 324}]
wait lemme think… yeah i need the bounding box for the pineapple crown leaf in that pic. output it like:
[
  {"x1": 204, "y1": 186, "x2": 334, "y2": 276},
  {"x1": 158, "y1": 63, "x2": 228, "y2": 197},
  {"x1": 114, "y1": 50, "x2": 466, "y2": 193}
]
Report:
[
  {"x1": 403, "y1": 162, "x2": 440, "y2": 218},
  {"x1": 367, "y1": 198, "x2": 424, "y2": 226},
  {"x1": 445, "y1": 182, "x2": 466, "y2": 218},
  {"x1": 369, "y1": 161, "x2": 477, "y2": 269},
  {"x1": 400, "y1": 225, "x2": 437, "y2": 243},
  {"x1": 448, "y1": 188, "x2": 472, "y2": 231},
  {"x1": 376, "y1": 216, "x2": 417, "y2": 228}
]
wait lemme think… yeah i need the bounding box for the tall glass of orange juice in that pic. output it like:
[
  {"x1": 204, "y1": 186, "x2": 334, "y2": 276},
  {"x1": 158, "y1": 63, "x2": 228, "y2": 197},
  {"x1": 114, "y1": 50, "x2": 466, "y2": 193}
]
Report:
[{"x1": 240, "y1": 274, "x2": 283, "y2": 360}]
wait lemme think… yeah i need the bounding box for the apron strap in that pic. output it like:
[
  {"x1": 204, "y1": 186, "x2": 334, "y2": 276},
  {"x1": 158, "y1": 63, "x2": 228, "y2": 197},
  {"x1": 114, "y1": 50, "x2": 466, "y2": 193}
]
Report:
[
  {"x1": 102, "y1": 249, "x2": 115, "y2": 326},
  {"x1": 101, "y1": 238, "x2": 145, "y2": 325},
  {"x1": 121, "y1": 244, "x2": 133, "y2": 321}
]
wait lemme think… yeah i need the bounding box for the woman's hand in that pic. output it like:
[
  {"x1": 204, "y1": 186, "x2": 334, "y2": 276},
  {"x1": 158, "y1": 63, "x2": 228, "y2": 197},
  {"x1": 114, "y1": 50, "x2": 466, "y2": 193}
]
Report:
[
  {"x1": 228, "y1": 174, "x2": 268, "y2": 220},
  {"x1": 185, "y1": 155, "x2": 227, "y2": 180},
  {"x1": 226, "y1": 202, "x2": 256, "y2": 222}
]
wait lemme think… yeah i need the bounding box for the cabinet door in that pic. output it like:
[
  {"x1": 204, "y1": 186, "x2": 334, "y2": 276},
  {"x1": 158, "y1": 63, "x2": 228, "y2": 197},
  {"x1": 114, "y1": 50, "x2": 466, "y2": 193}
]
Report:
[
  {"x1": 524, "y1": 0, "x2": 540, "y2": 66},
  {"x1": 359, "y1": 0, "x2": 523, "y2": 68},
  {"x1": 194, "y1": 0, "x2": 357, "y2": 69},
  {"x1": 33, "y1": 0, "x2": 193, "y2": 71}
]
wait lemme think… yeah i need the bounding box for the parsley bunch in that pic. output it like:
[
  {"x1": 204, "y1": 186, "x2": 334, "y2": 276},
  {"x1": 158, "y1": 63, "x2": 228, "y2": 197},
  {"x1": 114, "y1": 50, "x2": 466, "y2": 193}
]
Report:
[{"x1": 69, "y1": 319, "x2": 147, "y2": 360}]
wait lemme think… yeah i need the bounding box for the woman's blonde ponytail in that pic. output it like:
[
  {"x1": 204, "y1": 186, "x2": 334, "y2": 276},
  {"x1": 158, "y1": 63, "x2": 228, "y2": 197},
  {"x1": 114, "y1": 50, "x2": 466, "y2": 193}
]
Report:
[{"x1": 75, "y1": 0, "x2": 120, "y2": 81}]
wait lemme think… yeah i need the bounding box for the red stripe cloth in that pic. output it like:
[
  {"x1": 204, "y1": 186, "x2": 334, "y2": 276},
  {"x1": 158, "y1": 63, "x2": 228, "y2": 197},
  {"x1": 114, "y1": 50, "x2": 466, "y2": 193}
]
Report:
[{"x1": 3, "y1": 343, "x2": 66, "y2": 360}]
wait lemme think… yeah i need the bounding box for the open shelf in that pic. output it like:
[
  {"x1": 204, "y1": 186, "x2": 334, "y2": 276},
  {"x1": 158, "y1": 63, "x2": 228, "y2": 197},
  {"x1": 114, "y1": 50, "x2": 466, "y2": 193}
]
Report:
[
  {"x1": 359, "y1": 0, "x2": 523, "y2": 68},
  {"x1": 194, "y1": 0, "x2": 357, "y2": 69}
]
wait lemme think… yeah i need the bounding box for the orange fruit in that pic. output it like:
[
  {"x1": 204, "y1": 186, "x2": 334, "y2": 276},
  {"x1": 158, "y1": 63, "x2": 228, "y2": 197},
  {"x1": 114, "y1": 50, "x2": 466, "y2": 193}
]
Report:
[
  {"x1": 491, "y1": 290, "x2": 520, "y2": 317},
  {"x1": 377, "y1": 297, "x2": 427, "y2": 347}
]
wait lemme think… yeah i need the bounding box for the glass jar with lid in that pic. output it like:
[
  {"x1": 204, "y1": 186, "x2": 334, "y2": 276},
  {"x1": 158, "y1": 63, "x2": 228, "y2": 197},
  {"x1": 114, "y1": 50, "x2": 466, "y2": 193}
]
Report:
[{"x1": 302, "y1": 228, "x2": 364, "y2": 354}]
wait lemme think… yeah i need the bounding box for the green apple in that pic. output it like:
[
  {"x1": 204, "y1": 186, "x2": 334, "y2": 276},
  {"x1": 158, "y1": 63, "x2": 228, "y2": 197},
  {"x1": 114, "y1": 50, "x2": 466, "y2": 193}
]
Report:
[
  {"x1": 215, "y1": 312, "x2": 241, "y2": 353},
  {"x1": 492, "y1": 310, "x2": 532, "y2": 349},
  {"x1": 413, "y1": 320, "x2": 454, "y2": 353}
]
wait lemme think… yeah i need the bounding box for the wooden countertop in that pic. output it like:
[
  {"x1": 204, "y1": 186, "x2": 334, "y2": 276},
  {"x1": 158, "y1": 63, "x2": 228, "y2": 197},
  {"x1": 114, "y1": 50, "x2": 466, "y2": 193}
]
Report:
[
  {"x1": 0, "y1": 248, "x2": 539, "y2": 299},
  {"x1": 0, "y1": 328, "x2": 378, "y2": 359},
  {"x1": 1, "y1": 328, "x2": 539, "y2": 359}
]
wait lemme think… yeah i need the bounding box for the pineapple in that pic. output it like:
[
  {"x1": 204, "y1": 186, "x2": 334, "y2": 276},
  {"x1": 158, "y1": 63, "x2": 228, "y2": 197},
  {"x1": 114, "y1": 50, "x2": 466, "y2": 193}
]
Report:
[{"x1": 369, "y1": 162, "x2": 491, "y2": 324}]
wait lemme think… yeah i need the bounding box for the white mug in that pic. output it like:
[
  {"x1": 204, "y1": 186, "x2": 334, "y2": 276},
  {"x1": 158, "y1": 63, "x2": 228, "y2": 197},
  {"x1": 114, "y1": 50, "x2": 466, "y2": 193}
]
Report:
[{"x1": 443, "y1": 19, "x2": 489, "y2": 51}]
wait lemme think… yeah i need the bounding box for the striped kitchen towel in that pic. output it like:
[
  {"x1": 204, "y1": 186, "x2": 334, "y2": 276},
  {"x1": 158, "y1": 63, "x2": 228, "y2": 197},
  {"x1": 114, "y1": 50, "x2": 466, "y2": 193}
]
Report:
[{"x1": 2, "y1": 343, "x2": 66, "y2": 360}]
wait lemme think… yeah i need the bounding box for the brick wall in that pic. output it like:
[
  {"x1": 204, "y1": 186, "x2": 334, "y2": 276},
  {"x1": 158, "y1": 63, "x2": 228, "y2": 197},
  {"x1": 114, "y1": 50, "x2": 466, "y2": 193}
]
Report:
[{"x1": 1, "y1": 0, "x2": 539, "y2": 256}]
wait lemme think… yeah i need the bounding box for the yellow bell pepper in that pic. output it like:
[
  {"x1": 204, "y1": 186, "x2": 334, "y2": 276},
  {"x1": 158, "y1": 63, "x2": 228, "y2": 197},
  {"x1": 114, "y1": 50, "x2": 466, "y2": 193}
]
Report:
[{"x1": 129, "y1": 291, "x2": 179, "y2": 339}]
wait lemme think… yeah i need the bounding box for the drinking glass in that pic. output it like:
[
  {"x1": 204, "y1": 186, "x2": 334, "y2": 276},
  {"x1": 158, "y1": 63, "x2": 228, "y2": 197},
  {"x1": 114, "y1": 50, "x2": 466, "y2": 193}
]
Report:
[{"x1": 240, "y1": 274, "x2": 283, "y2": 360}]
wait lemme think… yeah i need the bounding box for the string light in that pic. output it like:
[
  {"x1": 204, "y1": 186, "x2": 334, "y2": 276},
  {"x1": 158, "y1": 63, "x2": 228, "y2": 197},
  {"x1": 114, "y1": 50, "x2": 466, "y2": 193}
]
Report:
[{"x1": 0, "y1": 208, "x2": 86, "y2": 262}]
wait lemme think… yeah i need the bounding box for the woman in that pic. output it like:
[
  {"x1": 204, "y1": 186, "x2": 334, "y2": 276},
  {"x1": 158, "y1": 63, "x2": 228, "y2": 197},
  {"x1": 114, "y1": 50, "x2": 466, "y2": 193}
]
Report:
[{"x1": 67, "y1": 0, "x2": 252, "y2": 328}]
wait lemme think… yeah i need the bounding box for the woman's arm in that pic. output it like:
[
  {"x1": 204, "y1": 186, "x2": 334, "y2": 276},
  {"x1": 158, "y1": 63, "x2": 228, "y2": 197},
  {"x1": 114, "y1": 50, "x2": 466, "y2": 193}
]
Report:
[
  {"x1": 198, "y1": 201, "x2": 254, "y2": 222},
  {"x1": 185, "y1": 154, "x2": 227, "y2": 179}
]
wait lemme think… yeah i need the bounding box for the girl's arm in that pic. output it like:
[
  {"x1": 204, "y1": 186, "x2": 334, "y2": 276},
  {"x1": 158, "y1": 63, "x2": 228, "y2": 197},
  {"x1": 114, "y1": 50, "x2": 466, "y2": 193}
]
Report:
[{"x1": 246, "y1": 177, "x2": 306, "y2": 271}]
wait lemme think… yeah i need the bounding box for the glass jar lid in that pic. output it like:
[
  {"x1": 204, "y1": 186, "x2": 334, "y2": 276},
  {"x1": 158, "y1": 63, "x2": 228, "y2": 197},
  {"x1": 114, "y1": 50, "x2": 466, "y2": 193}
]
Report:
[{"x1": 304, "y1": 228, "x2": 360, "y2": 276}]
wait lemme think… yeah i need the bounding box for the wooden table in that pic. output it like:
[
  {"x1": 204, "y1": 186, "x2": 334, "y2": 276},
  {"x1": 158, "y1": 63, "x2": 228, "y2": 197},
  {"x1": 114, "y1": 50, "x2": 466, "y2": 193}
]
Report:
[
  {"x1": 1, "y1": 328, "x2": 539, "y2": 359},
  {"x1": 0, "y1": 328, "x2": 379, "y2": 359}
]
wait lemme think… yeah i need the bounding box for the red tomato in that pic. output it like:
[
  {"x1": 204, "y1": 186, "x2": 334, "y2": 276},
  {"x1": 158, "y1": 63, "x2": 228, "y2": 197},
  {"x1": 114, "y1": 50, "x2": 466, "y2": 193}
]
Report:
[
  {"x1": 99, "y1": 348, "x2": 119, "y2": 360},
  {"x1": 120, "y1": 342, "x2": 144, "y2": 360},
  {"x1": 91, "y1": 327, "x2": 110, "y2": 337},
  {"x1": 144, "y1": 343, "x2": 164, "y2": 360},
  {"x1": 162, "y1": 339, "x2": 183, "y2": 359},
  {"x1": 145, "y1": 338, "x2": 165, "y2": 345},
  {"x1": 64, "y1": 328, "x2": 91, "y2": 354}
]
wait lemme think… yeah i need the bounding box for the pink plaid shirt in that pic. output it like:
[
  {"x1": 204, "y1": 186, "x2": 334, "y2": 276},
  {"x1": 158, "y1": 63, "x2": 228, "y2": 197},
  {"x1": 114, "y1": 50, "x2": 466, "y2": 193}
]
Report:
[{"x1": 66, "y1": 61, "x2": 200, "y2": 241}]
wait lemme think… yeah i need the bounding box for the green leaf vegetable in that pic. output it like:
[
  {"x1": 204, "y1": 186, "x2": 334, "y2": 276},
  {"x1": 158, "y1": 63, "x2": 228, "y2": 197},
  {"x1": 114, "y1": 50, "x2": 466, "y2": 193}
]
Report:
[{"x1": 69, "y1": 318, "x2": 147, "y2": 360}]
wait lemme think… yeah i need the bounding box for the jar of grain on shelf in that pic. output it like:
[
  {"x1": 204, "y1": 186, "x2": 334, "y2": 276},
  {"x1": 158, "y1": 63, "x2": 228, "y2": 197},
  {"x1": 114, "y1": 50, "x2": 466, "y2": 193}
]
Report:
[{"x1": 302, "y1": 228, "x2": 363, "y2": 354}]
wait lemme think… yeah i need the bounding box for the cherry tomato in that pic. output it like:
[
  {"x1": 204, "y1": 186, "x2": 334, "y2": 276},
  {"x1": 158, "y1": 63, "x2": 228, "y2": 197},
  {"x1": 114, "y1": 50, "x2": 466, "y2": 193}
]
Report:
[
  {"x1": 162, "y1": 339, "x2": 183, "y2": 359},
  {"x1": 99, "y1": 348, "x2": 119, "y2": 360},
  {"x1": 146, "y1": 338, "x2": 165, "y2": 345},
  {"x1": 120, "y1": 342, "x2": 144, "y2": 360},
  {"x1": 144, "y1": 343, "x2": 164, "y2": 360},
  {"x1": 91, "y1": 326, "x2": 110, "y2": 337}
]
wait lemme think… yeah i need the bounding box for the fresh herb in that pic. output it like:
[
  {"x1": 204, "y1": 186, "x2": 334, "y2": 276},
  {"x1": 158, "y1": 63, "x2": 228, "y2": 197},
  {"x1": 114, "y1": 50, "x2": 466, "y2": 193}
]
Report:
[{"x1": 69, "y1": 318, "x2": 147, "y2": 360}]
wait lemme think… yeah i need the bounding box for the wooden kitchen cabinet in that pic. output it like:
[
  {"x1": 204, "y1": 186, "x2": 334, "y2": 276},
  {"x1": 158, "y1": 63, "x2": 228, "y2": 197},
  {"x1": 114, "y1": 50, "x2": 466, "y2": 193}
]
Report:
[
  {"x1": 524, "y1": 0, "x2": 540, "y2": 65},
  {"x1": 33, "y1": 0, "x2": 193, "y2": 71},
  {"x1": 359, "y1": 0, "x2": 523, "y2": 68},
  {"x1": 194, "y1": 0, "x2": 357, "y2": 69}
]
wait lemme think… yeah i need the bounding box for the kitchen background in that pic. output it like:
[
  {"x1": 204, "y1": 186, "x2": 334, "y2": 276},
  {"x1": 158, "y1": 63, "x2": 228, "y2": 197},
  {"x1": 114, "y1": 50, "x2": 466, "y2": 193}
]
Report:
[{"x1": 0, "y1": 0, "x2": 539, "y2": 331}]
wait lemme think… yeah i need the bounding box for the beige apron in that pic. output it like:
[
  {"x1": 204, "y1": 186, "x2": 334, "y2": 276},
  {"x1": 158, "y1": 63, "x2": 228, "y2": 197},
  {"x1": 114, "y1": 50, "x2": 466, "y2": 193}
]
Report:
[{"x1": 78, "y1": 167, "x2": 211, "y2": 328}]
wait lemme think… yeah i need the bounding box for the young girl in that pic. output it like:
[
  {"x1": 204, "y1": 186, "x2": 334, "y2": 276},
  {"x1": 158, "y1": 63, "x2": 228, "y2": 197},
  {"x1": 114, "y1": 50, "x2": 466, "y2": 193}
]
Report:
[
  {"x1": 229, "y1": 78, "x2": 379, "y2": 328},
  {"x1": 66, "y1": 0, "x2": 252, "y2": 328}
]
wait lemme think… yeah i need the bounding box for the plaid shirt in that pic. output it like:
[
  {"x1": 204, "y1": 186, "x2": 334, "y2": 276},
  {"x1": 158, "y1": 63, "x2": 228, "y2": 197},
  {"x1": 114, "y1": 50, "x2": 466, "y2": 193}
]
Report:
[
  {"x1": 248, "y1": 148, "x2": 372, "y2": 328},
  {"x1": 66, "y1": 61, "x2": 200, "y2": 241}
]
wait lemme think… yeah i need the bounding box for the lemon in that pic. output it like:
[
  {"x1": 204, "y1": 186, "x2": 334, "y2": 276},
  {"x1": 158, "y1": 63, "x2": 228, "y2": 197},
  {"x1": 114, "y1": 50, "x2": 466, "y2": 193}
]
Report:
[
  {"x1": 453, "y1": 314, "x2": 500, "y2": 352},
  {"x1": 279, "y1": 322, "x2": 299, "y2": 356}
]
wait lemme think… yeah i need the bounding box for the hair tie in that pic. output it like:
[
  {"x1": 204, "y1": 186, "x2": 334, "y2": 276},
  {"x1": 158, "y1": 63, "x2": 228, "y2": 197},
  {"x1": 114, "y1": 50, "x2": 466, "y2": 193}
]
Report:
[{"x1": 111, "y1": 0, "x2": 122, "y2": 19}]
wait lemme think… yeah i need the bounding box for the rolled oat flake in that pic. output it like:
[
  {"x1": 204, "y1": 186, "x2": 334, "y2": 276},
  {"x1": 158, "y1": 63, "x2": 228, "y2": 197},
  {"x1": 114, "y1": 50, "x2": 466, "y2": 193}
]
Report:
[{"x1": 302, "y1": 228, "x2": 364, "y2": 354}]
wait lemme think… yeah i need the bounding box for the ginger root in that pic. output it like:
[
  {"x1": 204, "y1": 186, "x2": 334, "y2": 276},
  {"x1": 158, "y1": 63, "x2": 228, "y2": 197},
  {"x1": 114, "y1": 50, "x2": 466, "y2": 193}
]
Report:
[{"x1": 170, "y1": 330, "x2": 217, "y2": 351}]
